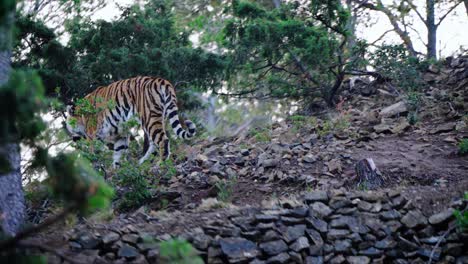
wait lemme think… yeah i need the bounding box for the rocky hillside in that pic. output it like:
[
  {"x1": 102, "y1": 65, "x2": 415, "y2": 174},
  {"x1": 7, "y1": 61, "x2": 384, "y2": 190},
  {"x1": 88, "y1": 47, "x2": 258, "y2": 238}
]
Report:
[{"x1": 28, "y1": 57, "x2": 468, "y2": 263}]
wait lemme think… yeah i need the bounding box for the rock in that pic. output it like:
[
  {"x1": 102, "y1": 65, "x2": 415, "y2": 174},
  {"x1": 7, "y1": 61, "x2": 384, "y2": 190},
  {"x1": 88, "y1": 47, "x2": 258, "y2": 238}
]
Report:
[
  {"x1": 77, "y1": 234, "x2": 100, "y2": 249},
  {"x1": 122, "y1": 234, "x2": 139, "y2": 245},
  {"x1": 260, "y1": 158, "x2": 280, "y2": 168},
  {"x1": 306, "y1": 228, "x2": 324, "y2": 246},
  {"x1": 375, "y1": 237, "x2": 397, "y2": 249},
  {"x1": 347, "y1": 256, "x2": 370, "y2": 264},
  {"x1": 240, "y1": 149, "x2": 250, "y2": 156},
  {"x1": 327, "y1": 229, "x2": 350, "y2": 240},
  {"x1": 428, "y1": 64, "x2": 440, "y2": 73},
  {"x1": 259, "y1": 240, "x2": 288, "y2": 256},
  {"x1": 428, "y1": 208, "x2": 454, "y2": 225},
  {"x1": 334, "y1": 131, "x2": 349, "y2": 140},
  {"x1": 280, "y1": 216, "x2": 304, "y2": 225},
  {"x1": 282, "y1": 225, "x2": 306, "y2": 243},
  {"x1": 391, "y1": 119, "x2": 410, "y2": 134},
  {"x1": 401, "y1": 210, "x2": 427, "y2": 228},
  {"x1": 444, "y1": 243, "x2": 464, "y2": 255},
  {"x1": 310, "y1": 202, "x2": 333, "y2": 218},
  {"x1": 285, "y1": 207, "x2": 309, "y2": 218},
  {"x1": 192, "y1": 233, "x2": 211, "y2": 250},
  {"x1": 306, "y1": 256, "x2": 323, "y2": 264},
  {"x1": 250, "y1": 259, "x2": 266, "y2": 264},
  {"x1": 262, "y1": 230, "x2": 281, "y2": 242},
  {"x1": 381, "y1": 210, "x2": 401, "y2": 220},
  {"x1": 373, "y1": 123, "x2": 392, "y2": 133},
  {"x1": 289, "y1": 236, "x2": 309, "y2": 252},
  {"x1": 208, "y1": 246, "x2": 222, "y2": 258},
  {"x1": 102, "y1": 232, "x2": 120, "y2": 245},
  {"x1": 266, "y1": 252, "x2": 290, "y2": 264},
  {"x1": 329, "y1": 254, "x2": 346, "y2": 264},
  {"x1": 380, "y1": 101, "x2": 408, "y2": 118},
  {"x1": 306, "y1": 216, "x2": 328, "y2": 233},
  {"x1": 327, "y1": 159, "x2": 342, "y2": 173},
  {"x1": 417, "y1": 248, "x2": 440, "y2": 261},
  {"x1": 430, "y1": 123, "x2": 455, "y2": 134},
  {"x1": 357, "y1": 200, "x2": 373, "y2": 211},
  {"x1": 69, "y1": 241, "x2": 82, "y2": 250},
  {"x1": 303, "y1": 154, "x2": 317, "y2": 163},
  {"x1": 289, "y1": 251, "x2": 302, "y2": 263},
  {"x1": 146, "y1": 249, "x2": 159, "y2": 263},
  {"x1": 304, "y1": 191, "x2": 329, "y2": 203},
  {"x1": 359, "y1": 247, "x2": 382, "y2": 256},
  {"x1": 330, "y1": 216, "x2": 355, "y2": 230},
  {"x1": 219, "y1": 237, "x2": 258, "y2": 261},
  {"x1": 118, "y1": 244, "x2": 139, "y2": 259},
  {"x1": 256, "y1": 214, "x2": 280, "y2": 222},
  {"x1": 334, "y1": 239, "x2": 351, "y2": 253}
]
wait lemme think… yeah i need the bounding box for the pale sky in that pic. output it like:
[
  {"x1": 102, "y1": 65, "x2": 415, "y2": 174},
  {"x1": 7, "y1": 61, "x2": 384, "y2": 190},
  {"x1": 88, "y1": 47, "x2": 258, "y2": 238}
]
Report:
[{"x1": 93, "y1": 0, "x2": 467, "y2": 58}]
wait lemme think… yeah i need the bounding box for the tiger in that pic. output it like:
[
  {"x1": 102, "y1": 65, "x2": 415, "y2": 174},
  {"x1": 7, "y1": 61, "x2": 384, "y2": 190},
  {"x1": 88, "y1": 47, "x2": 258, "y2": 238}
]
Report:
[{"x1": 65, "y1": 76, "x2": 196, "y2": 167}]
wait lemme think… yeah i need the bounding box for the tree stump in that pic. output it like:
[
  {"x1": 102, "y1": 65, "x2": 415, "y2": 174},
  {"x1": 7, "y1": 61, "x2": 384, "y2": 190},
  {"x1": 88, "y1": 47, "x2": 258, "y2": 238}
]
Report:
[{"x1": 355, "y1": 158, "x2": 383, "y2": 190}]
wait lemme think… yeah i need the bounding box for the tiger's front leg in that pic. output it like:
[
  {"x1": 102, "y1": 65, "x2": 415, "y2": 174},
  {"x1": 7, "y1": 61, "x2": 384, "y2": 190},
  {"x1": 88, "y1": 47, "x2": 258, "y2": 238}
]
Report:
[{"x1": 113, "y1": 137, "x2": 129, "y2": 168}]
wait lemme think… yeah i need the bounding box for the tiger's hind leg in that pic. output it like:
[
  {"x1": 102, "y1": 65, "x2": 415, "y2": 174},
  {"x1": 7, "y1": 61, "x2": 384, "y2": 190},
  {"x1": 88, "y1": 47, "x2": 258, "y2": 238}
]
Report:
[
  {"x1": 113, "y1": 137, "x2": 129, "y2": 168},
  {"x1": 139, "y1": 140, "x2": 156, "y2": 164},
  {"x1": 139, "y1": 116, "x2": 170, "y2": 164}
]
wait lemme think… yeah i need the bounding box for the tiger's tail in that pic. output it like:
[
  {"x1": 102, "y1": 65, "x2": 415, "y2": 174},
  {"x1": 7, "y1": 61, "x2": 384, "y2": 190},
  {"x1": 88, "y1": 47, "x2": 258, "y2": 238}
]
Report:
[{"x1": 165, "y1": 93, "x2": 196, "y2": 140}]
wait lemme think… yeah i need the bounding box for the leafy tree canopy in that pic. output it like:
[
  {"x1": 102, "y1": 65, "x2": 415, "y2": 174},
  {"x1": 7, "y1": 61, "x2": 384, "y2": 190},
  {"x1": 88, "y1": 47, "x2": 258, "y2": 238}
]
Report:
[
  {"x1": 14, "y1": 0, "x2": 227, "y2": 109},
  {"x1": 220, "y1": 0, "x2": 365, "y2": 107}
]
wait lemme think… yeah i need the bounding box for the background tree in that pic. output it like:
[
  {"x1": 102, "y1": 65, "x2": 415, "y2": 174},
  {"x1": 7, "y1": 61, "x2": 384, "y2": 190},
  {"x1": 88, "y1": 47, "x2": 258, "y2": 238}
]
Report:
[
  {"x1": 1, "y1": 0, "x2": 113, "y2": 260},
  {"x1": 16, "y1": 0, "x2": 106, "y2": 33},
  {"x1": 220, "y1": 0, "x2": 366, "y2": 107},
  {"x1": 356, "y1": 0, "x2": 465, "y2": 59},
  {"x1": 14, "y1": 0, "x2": 227, "y2": 109},
  {"x1": 0, "y1": 0, "x2": 24, "y2": 236}
]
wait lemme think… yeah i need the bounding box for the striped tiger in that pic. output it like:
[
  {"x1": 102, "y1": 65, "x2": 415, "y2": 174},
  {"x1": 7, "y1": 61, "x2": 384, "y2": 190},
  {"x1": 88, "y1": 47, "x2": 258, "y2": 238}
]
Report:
[{"x1": 65, "y1": 76, "x2": 196, "y2": 167}]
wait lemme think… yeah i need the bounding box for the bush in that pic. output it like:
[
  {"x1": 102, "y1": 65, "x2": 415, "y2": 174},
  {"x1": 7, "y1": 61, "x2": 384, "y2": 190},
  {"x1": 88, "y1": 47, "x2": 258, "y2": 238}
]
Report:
[
  {"x1": 116, "y1": 158, "x2": 152, "y2": 210},
  {"x1": 458, "y1": 139, "x2": 468, "y2": 155},
  {"x1": 454, "y1": 192, "x2": 468, "y2": 231},
  {"x1": 159, "y1": 238, "x2": 203, "y2": 264},
  {"x1": 215, "y1": 176, "x2": 237, "y2": 203},
  {"x1": 370, "y1": 45, "x2": 425, "y2": 92}
]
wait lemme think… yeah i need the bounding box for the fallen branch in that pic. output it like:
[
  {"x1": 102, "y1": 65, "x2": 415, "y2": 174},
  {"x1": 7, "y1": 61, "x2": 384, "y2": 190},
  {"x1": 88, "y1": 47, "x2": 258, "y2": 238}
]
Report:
[
  {"x1": 0, "y1": 204, "x2": 77, "y2": 250},
  {"x1": 428, "y1": 225, "x2": 456, "y2": 264}
]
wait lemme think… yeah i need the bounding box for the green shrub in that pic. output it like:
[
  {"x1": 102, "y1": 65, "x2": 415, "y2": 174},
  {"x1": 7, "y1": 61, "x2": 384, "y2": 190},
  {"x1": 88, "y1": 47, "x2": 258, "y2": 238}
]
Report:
[
  {"x1": 370, "y1": 44, "x2": 425, "y2": 92},
  {"x1": 160, "y1": 159, "x2": 177, "y2": 179},
  {"x1": 74, "y1": 139, "x2": 113, "y2": 176},
  {"x1": 251, "y1": 127, "x2": 271, "y2": 143},
  {"x1": 116, "y1": 159, "x2": 152, "y2": 210},
  {"x1": 288, "y1": 115, "x2": 318, "y2": 133},
  {"x1": 454, "y1": 192, "x2": 468, "y2": 231},
  {"x1": 215, "y1": 176, "x2": 237, "y2": 203},
  {"x1": 458, "y1": 139, "x2": 468, "y2": 155},
  {"x1": 159, "y1": 238, "x2": 203, "y2": 264}
]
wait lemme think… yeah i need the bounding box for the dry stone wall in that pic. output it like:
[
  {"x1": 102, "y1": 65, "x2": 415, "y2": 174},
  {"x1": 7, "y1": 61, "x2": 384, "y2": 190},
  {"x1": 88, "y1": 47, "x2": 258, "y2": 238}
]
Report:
[{"x1": 66, "y1": 189, "x2": 467, "y2": 264}]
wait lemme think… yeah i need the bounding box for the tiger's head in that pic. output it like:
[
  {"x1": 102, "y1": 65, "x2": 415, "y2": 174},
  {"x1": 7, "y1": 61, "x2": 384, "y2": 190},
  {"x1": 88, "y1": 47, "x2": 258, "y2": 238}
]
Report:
[{"x1": 65, "y1": 104, "x2": 87, "y2": 142}]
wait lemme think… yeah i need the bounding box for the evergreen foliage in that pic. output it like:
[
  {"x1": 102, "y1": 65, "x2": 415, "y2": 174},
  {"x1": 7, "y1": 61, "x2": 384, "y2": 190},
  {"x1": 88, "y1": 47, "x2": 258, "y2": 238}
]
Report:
[
  {"x1": 220, "y1": 0, "x2": 366, "y2": 107},
  {"x1": 14, "y1": 0, "x2": 227, "y2": 109}
]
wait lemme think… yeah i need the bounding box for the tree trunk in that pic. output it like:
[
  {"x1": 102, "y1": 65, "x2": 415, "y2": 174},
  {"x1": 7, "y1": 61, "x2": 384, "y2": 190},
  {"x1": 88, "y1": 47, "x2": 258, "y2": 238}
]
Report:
[
  {"x1": 464, "y1": 0, "x2": 468, "y2": 16},
  {"x1": 355, "y1": 158, "x2": 384, "y2": 190},
  {"x1": 345, "y1": 0, "x2": 357, "y2": 51},
  {"x1": 426, "y1": 0, "x2": 437, "y2": 59},
  {"x1": 0, "y1": 11, "x2": 25, "y2": 236}
]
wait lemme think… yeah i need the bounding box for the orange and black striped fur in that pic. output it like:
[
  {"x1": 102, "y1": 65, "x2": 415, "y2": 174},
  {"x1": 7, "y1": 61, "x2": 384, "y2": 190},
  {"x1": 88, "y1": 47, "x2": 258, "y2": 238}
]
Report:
[{"x1": 65, "y1": 76, "x2": 196, "y2": 167}]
